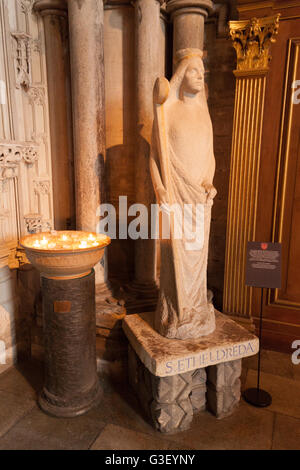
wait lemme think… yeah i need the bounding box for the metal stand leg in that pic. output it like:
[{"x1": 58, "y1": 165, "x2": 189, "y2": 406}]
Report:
[{"x1": 243, "y1": 287, "x2": 272, "y2": 407}]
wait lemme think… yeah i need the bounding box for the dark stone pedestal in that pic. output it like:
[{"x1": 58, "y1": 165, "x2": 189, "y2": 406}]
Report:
[{"x1": 39, "y1": 270, "x2": 101, "y2": 418}]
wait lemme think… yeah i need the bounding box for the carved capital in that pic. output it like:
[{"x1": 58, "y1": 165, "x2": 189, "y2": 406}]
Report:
[
  {"x1": 166, "y1": 0, "x2": 213, "y2": 18},
  {"x1": 24, "y1": 214, "x2": 42, "y2": 234},
  {"x1": 24, "y1": 213, "x2": 52, "y2": 234},
  {"x1": 0, "y1": 143, "x2": 39, "y2": 187},
  {"x1": 229, "y1": 14, "x2": 280, "y2": 74},
  {"x1": 34, "y1": 0, "x2": 67, "y2": 16}
]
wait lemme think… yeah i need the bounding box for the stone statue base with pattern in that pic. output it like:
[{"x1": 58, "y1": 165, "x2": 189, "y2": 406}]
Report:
[{"x1": 123, "y1": 310, "x2": 258, "y2": 433}]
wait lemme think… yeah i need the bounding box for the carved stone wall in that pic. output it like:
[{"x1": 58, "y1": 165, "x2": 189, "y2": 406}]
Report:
[
  {"x1": 0, "y1": 0, "x2": 54, "y2": 250},
  {"x1": 0, "y1": 0, "x2": 54, "y2": 372}
]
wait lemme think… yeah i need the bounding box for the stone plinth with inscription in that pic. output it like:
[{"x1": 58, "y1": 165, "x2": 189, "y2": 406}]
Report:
[{"x1": 123, "y1": 310, "x2": 258, "y2": 433}]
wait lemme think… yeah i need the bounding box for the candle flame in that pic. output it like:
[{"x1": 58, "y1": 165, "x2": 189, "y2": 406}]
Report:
[
  {"x1": 40, "y1": 237, "x2": 48, "y2": 246},
  {"x1": 23, "y1": 231, "x2": 109, "y2": 251},
  {"x1": 79, "y1": 241, "x2": 88, "y2": 249}
]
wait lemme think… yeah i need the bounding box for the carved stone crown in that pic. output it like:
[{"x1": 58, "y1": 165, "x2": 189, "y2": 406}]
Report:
[{"x1": 174, "y1": 48, "x2": 203, "y2": 65}]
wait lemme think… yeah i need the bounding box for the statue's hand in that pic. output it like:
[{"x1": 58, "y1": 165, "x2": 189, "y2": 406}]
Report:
[{"x1": 203, "y1": 182, "x2": 217, "y2": 200}]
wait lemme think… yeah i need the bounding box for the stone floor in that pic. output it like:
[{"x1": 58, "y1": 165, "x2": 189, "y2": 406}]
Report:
[{"x1": 0, "y1": 349, "x2": 299, "y2": 450}]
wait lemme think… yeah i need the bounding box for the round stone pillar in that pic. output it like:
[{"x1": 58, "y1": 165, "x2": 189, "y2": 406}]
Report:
[
  {"x1": 67, "y1": 0, "x2": 107, "y2": 287},
  {"x1": 131, "y1": 0, "x2": 165, "y2": 310},
  {"x1": 34, "y1": 0, "x2": 75, "y2": 230},
  {"x1": 166, "y1": 0, "x2": 213, "y2": 61},
  {"x1": 67, "y1": 0, "x2": 105, "y2": 235}
]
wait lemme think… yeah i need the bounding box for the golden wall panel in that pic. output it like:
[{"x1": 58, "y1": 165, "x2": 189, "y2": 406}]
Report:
[{"x1": 223, "y1": 15, "x2": 280, "y2": 319}]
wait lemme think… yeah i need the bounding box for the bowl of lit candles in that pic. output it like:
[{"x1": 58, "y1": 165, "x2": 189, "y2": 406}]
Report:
[{"x1": 20, "y1": 230, "x2": 111, "y2": 280}]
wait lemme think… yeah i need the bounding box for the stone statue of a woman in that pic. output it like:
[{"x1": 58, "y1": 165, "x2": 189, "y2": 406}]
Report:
[{"x1": 150, "y1": 48, "x2": 217, "y2": 340}]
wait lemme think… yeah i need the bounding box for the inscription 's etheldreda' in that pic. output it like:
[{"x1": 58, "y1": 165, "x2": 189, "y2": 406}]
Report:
[{"x1": 164, "y1": 341, "x2": 255, "y2": 375}]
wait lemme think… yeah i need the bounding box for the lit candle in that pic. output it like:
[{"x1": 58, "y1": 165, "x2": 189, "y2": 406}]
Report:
[
  {"x1": 40, "y1": 237, "x2": 48, "y2": 247},
  {"x1": 79, "y1": 241, "x2": 87, "y2": 249},
  {"x1": 22, "y1": 230, "x2": 109, "y2": 252}
]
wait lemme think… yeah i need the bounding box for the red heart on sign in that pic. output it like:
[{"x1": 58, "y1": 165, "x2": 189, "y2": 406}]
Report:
[{"x1": 261, "y1": 243, "x2": 268, "y2": 250}]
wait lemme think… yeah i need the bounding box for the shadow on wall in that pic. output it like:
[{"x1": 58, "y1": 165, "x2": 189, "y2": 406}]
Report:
[
  {"x1": 105, "y1": 144, "x2": 135, "y2": 283},
  {"x1": 103, "y1": 5, "x2": 137, "y2": 284},
  {"x1": 105, "y1": 134, "x2": 156, "y2": 285}
]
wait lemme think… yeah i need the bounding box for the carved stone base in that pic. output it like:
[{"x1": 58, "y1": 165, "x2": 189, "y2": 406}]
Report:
[
  {"x1": 128, "y1": 343, "x2": 243, "y2": 433},
  {"x1": 123, "y1": 310, "x2": 258, "y2": 433},
  {"x1": 191, "y1": 368, "x2": 207, "y2": 412},
  {"x1": 206, "y1": 359, "x2": 242, "y2": 418},
  {"x1": 129, "y1": 344, "x2": 194, "y2": 433}
]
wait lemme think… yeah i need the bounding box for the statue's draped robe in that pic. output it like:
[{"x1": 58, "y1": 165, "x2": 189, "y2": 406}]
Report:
[{"x1": 152, "y1": 98, "x2": 216, "y2": 340}]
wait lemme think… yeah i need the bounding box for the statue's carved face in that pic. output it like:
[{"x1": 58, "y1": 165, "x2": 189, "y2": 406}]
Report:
[{"x1": 181, "y1": 58, "x2": 204, "y2": 95}]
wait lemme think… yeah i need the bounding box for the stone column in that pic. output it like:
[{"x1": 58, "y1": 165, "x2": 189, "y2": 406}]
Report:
[
  {"x1": 223, "y1": 16, "x2": 280, "y2": 328},
  {"x1": 166, "y1": 0, "x2": 213, "y2": 61},
  {"x1": 67, "y1": 0, "x2": 106, "y2": 286},
  {"x1": 34, "y1": 0, "x2": 75, "y2": 230},
  {"x1": 131, "y1": 0, "x2": 166, "y2": 310},
  {"x1": 67, "y1": 0, "x2": 105, "y2": 236}
]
